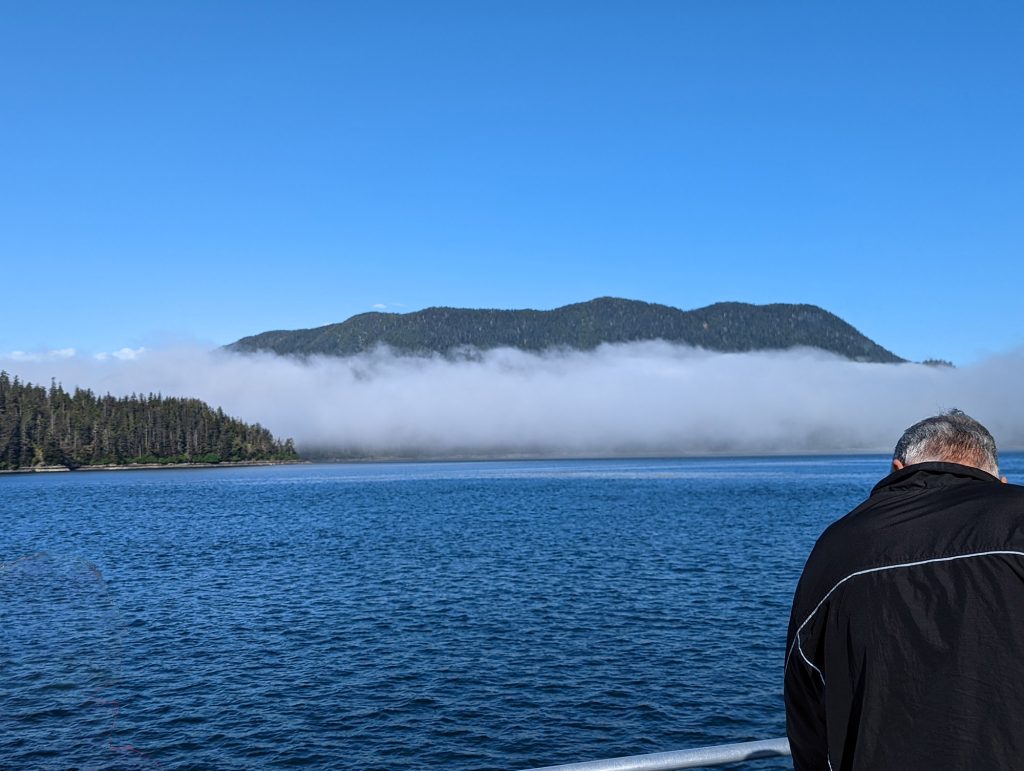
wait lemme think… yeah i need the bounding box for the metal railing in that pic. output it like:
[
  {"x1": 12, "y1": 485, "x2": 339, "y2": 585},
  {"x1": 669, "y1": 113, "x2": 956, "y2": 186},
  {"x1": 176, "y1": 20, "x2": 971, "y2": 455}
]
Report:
[{"x1": 524, "y1": 737, "x2": 791, "y2": 771}]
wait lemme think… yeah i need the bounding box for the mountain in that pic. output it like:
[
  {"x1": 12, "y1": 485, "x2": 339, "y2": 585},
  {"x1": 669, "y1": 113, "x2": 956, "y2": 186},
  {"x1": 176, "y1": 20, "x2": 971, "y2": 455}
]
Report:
[{"x1": 227, "y1": 297, "x2": 904, "y2": 363}]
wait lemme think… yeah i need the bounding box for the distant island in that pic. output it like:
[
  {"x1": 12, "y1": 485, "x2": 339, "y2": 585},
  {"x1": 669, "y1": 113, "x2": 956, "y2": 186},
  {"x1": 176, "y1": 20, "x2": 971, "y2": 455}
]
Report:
[
  {"x1": 228, "y1": 297, "x2": 905, "y2": 363},
  {"x1": 0, "y1": 372, "x2": 297, "y2": 471}
]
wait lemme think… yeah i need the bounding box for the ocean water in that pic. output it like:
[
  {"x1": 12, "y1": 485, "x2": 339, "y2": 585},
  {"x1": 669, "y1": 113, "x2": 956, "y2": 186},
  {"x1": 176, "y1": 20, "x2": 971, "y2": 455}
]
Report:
[{"x1": 7, "y1": 455, "x2": 1018, "y2": 770}]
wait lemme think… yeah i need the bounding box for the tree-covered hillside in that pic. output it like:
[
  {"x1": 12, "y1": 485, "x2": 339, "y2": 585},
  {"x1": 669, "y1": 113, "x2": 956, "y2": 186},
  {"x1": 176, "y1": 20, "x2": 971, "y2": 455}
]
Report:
[
  {"x1": 0, "y1": 373, "x2": 297, "y2": 470},
  {"x1": 228, "y1": 297, "x2": 904, "y2": 363}
]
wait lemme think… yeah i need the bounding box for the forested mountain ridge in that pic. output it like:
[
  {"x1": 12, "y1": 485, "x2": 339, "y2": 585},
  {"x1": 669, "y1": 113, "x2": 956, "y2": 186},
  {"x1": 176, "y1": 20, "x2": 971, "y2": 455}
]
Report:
[
  {"x1": 228, "y1": 297, "x2": 904, "y2": 363},
  {"x1": 0, "y1": 372, "x2": 297, "y2": 470}
]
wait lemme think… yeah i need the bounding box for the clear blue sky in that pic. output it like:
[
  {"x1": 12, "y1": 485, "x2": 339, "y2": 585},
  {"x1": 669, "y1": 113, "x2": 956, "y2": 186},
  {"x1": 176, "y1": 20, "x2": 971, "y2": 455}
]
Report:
[{"x1": 2, "y1": 1, "x2": 1021, "y2": 364}]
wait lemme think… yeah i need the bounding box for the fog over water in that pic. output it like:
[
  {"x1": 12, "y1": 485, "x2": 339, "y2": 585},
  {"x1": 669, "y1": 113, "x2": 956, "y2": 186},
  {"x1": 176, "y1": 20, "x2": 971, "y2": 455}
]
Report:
[{"x1": 4, "y1": 343, "x2": 1024, "y2": 456}]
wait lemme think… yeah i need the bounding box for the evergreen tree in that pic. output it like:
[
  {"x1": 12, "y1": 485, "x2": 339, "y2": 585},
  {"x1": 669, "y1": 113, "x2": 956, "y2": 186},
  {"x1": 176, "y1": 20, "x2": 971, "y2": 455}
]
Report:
[{"x1": 0, "y1": 372, "x2": 299, "y2": 470}]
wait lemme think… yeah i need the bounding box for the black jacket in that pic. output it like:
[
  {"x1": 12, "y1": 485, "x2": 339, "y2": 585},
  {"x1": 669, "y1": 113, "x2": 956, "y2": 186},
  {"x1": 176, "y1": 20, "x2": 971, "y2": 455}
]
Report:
[{"x1": 784, "y1": 462, "x2": 1024, "y2": 770}]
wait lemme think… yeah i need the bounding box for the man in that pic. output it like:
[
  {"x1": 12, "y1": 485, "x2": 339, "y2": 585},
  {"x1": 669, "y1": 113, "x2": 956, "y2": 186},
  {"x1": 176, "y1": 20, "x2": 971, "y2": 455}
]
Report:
[{"x1": 784, "y1": 409, "x2": 1024, "y2": 770}]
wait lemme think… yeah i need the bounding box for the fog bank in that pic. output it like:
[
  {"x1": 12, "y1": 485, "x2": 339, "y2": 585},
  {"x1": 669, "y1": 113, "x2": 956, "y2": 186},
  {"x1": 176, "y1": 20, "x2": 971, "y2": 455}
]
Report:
[{"x1": 4, "y1": 343, "x2": 1024, "y2": 457}]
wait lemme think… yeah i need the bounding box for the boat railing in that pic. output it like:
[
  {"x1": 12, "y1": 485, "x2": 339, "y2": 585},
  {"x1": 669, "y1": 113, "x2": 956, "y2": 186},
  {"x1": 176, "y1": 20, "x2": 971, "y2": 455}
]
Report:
[{"x1": 523, "y1": 736, "x2": 791, "y2": 771}]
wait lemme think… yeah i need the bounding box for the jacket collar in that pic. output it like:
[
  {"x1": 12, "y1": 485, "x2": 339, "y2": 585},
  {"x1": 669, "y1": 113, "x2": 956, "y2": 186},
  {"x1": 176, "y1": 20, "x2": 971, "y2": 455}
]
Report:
[{"x1": 871, "y1": 461, "x2": 1000, "y2": 496}]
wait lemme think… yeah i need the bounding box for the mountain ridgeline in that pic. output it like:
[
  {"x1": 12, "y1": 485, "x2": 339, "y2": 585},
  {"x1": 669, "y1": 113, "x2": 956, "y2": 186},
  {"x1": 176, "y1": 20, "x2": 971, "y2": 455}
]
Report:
[
  {"x1": 0, "y1": 372, "x2": 298, "y2": 470},
  {"x1": 229, "y1": 298, "x2": 904, "y2": 363}
]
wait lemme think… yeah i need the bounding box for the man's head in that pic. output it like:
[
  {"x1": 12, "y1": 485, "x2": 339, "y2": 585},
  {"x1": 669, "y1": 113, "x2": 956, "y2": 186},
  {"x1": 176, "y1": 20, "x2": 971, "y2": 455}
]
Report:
[{"x1": 892, "y1": 409, "x2": 1001, "y2": 479}]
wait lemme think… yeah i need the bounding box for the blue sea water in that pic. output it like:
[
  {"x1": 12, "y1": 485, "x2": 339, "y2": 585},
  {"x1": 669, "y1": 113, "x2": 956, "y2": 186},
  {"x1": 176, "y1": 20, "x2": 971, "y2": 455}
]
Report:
[{"x1": 6, "y1": 455, "x2": 1021, "y2": 769}]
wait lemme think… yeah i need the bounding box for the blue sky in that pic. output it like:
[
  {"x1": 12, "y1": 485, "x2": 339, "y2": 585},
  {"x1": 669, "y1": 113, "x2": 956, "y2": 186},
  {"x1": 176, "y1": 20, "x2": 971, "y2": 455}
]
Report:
[{"x1": 2, "y1": 1, "x2": 1021, "y2": 365}]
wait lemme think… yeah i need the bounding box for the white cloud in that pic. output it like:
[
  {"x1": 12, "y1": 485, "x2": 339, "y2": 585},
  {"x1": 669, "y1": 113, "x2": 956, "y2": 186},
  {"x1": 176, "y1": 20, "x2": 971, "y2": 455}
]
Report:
[
  {"x1": 6, "y1": 348, "x2": 77, "y2": 362},
  {"x1": 112, "y1": 347, "x2": 146, "y2": 361},
  {"x1": 92, "y1": 347, "x2": 146, "y2": 361},
  {"x1": 3, "y1": 342, "x2": 1024, "y2": 457}
]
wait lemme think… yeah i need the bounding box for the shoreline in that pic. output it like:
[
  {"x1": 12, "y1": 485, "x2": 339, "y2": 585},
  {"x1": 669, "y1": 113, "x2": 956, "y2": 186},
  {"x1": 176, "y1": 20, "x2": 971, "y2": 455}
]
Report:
[
  {"x1": 0, "y1": 459, "x2": 309, "y2": 475},
  {"x1": 300, "y1": 447, "x2": 894, "y2": 463},
  {"x1": 0, "y1": 452, "x2": 893, "y2": 475}
]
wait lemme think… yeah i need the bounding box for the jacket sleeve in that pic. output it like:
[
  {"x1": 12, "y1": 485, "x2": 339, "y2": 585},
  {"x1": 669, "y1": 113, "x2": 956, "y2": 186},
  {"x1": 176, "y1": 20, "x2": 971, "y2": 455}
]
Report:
[
  {"x1": 785, "y1": 557, "x2": 830, "y2": 771},
  {"x1": 785, "y1": 630, "x2": 829, "y2": 770}
]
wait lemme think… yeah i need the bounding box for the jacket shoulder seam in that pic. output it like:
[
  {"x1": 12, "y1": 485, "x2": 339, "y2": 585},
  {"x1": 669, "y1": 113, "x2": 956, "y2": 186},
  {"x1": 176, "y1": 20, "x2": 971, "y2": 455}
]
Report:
[{"x1": 785, "y1": 549, "x2": 1024, "y2": 673}]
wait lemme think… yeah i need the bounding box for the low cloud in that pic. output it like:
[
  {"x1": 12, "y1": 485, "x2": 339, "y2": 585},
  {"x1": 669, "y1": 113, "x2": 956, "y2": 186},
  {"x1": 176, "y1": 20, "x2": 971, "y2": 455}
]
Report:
[
  {"x1": 2, "y1": 342, "x2": 1024, "y2": 457},
  {"x1": 6, "y1": 348, "x2": 77, "y2": 362},
  {"x1": 93, "y1": 347, "x2": 146, "y2": 362}
]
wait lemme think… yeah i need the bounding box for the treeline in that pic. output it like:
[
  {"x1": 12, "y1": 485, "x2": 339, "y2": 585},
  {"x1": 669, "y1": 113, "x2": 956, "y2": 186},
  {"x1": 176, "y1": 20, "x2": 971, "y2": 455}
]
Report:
[
  {"x1": 229, "y1": 296, "x2": 905, "y2": 363},
  {"x1": 0, "y1": 372, "x2": 297, "y2": 470}
]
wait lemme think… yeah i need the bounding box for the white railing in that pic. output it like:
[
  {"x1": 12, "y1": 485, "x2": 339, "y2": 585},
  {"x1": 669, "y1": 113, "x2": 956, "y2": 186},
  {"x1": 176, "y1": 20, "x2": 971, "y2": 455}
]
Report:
[{"x1": 523, "y1": 737, "x2": 791, "y2": 771}]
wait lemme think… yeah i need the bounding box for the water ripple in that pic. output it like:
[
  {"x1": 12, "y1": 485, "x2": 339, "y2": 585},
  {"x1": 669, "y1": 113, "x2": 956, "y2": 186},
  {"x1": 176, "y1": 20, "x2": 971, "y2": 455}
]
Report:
[{"x1": 0, "y1": 456, "x2": 910, "y2": 768}]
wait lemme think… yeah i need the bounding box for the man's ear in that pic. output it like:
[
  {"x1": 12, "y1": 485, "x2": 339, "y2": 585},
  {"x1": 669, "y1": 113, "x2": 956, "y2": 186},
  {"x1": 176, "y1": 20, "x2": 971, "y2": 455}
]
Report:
[{"x1": 892, "y1": 458, "x2": 905, "y2": 472}]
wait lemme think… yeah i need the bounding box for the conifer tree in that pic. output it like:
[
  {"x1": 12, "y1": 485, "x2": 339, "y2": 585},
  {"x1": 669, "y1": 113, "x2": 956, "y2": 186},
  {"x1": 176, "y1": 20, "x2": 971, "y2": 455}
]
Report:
[{"x1": 0, "y1": 372, "x2": 299, "y2": 470}]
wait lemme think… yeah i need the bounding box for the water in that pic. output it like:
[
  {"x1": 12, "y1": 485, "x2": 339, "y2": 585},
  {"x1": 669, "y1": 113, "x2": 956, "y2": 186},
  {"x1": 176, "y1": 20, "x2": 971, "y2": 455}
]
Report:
[{"x1": 7, "y1": 455, "x2": 1015, "y2": 769}]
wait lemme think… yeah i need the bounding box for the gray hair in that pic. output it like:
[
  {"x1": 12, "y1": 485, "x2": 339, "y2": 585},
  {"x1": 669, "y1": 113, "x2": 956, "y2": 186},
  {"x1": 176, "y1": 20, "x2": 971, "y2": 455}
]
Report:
[{"x1": 893, "y1": 409, "x2": 999, "y2": 476}]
